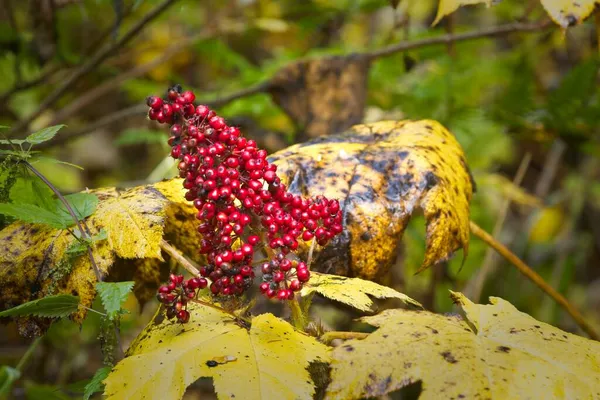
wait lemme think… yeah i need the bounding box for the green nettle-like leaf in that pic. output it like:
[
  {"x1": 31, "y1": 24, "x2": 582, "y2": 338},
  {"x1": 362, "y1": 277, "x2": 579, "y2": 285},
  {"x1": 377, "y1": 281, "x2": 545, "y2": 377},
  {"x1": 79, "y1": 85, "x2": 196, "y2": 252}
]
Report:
[
  {"x1": 56, "y1": 193, "x2": 99, "y2": 222},
  {"x1": 83, "y1": 366, "x2": 111, "y2": 400},
  {"x1": 0, "y1": 295, "x2": 79, "y2": 318},
  {"x1": 0, "y1": 366, "x2": 20, "y2": 396},
  {"x1": 96, "y1": 282, "x2": 134, "y2": 320},
  {"x1": 0, "y1": 203, "x2": 69, "y2": 228},
  {"x1": 24, "y1": 125, "x2": 65, "y2": 145},
  {"x1": 0, "y1": 193, "x2": 98, "y2": 229},
  {"x1": 66, "y1": 230, "x2": 108, "y2": 256}
]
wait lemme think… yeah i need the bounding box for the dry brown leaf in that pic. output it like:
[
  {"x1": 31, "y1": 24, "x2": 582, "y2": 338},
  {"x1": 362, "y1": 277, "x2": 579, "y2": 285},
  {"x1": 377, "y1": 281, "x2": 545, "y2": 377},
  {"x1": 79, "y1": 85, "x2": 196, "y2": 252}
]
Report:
[{"x1": 268, "y1": 55, "x2": 370, "y2": 140}]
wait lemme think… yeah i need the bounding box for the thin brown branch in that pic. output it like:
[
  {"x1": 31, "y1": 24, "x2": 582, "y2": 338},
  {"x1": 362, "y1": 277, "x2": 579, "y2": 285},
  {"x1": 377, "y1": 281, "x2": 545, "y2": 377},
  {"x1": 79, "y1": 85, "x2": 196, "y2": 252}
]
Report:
[
  {"x1": 366, "y1": 20, "x2": 552, "y2": 60},
  {"x1": 48, "y1": 31, "x2": 210, "y2": 126},
  {"x1": 159, "y1": 239, "x2": 200, "y2": 276},
  {"x1": 466, "y1": 153, "x2": 532, "y2": 302},
  {"x1": 10, "y1": 0, "x2": 179, "y2": 136},
  {"x1": 24, "y1": 162, "x2": 102, "y2": 282},
  {"x1": 320, "y1": 331, "x2": 369, "y2": 344},
  {"x1": 469, "y1": 220, "x2": 599, "y2": 341}
]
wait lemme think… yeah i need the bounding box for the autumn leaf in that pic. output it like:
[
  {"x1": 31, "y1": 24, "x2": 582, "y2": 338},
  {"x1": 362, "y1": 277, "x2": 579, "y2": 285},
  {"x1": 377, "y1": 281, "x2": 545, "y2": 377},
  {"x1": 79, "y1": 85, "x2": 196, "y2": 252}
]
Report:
[
  {"x1": 433, "y1": 0, "x2": 491, "y2": 25},
  {"x1": 325, "y1": 292, "x2": 600, "y2": 399},
  {"x1": 270, "y1": 120, "x2": 474, "y2": 280},
  {"x1": 0, "y1": 180, "x2": 195, "y2": 335},
  {"x1": 540, "y1": 0, "x2": 599, "y2": 27},
  {"x1": 268, "y1": 55, "x2": 370, "y2": 140},
  {"x1": 104, "y1": 303, "x2": 330, "y2": 400},
  {"x1": 434, "y1": 0, "x2": 599, "y2": 27},
  {"x1": 301, "y1": 271, "x2": 422, "y2": 312}
]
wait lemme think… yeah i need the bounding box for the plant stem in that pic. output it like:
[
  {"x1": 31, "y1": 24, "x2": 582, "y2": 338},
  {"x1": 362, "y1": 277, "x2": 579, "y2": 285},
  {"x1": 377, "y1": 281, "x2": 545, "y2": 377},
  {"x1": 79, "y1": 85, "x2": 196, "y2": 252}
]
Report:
[
  {"x1": 289, "y1": 295, "x2": 309, "y2": 331},
  {"x1": 15, "y1": 337, "x2": 42, "y2": 372},
  {"x1": 320, "y1": 331, "x2": 369, "y2": 344},
  {"x1": 24, "y1": 162, "x2": 102, "y2": 282},
  {"x1": 159, "y1": 239, "x2": 201, "y2": 276},
  {"x1": 469, "y1": 220, "x2": 599, "y2": 341},
  {"x1": 190, "y1": 298, "x2": 250, "y2": 325}
]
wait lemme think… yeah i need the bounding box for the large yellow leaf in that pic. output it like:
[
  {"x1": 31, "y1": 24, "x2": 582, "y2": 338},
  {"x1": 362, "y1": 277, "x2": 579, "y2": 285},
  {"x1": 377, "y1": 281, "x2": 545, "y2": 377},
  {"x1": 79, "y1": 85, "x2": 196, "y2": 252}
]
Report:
[
  {"x1": 540, "y1": 0, "x2": 599, "y2": 27},
  {"x1": 104, "y1": 304, "x2": 330, "y2": 400},
  {"x1": 269, "y1": 120, "x2": 474, "y2": 280},
  {"x1": 301, "y1": 271, "x2": 422, "y2": 312},
  {"x1": 325, "y1": 292, "x2": 600, "y2": 399},
  {"x1": 0, "y1": 180, "x2": 195, "y2": 335}
]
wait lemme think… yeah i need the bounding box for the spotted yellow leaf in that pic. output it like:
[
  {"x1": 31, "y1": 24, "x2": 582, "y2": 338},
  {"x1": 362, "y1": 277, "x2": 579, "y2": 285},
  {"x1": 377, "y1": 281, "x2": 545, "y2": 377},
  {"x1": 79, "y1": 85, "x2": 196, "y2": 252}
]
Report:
[
  {"x1": 434, "y1": 0, "x2": 599, "y2": 27},
  {"x1": 0, "y1": 180, "x2": 196, "y2": 335},
  {"x1": 540, "y1": 0, "x2": 599, "y2": 27},
  {"x1": 326, "y1": 292, "x2": 600, "y2": 399},
  {"x1": 301, "y1": 271, "x2": 422, "y2": 312},
  {"x1": 104, "y1": 304, "x2": 330, "y2": 400},
  {"x1": 269, "y1": 120, "x2": 474, "y2": 280}
]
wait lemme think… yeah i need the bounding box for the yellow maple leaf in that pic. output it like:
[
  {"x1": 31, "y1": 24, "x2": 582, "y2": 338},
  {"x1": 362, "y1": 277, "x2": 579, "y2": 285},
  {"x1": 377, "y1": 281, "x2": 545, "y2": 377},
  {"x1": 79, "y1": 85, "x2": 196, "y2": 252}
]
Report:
[
  {"x1": 433, "y1": 0, "x2": 492, "y2": 25},
  {"x1": 301, "y1": 271, "x2": 422, "y2": 312},
  {"x1": 325, "y1": 292, "x2": 600, "y2": 399},
  {"x1": 0, "y1": 180, "x2": 195, "y2": 334},
  {"x1": 270, "y1": 120, "x2": 474, "y2": 280},
  {"x1": 104, "y1": 305, "x2": 330, "y2": 400},
  {"x1": 540, "y1": 0, "x2": 599, "y2": 27},
  {"x1": 434, "y1": 0, "x2": 599, "y2": 27}
]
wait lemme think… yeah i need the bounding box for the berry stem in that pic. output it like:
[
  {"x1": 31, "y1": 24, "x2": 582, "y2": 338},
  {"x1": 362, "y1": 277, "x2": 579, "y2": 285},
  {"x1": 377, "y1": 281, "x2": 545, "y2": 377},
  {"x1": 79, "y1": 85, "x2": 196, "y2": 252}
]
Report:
[
  {"x1": 289, "y1": 295, "x2": 309, "y2": 331},
  {"x1": 160, "y1": 239, "x2": 201, "y2": 277},
  {"x1": 320, "y1": 331, "x2": 370, "y2": 344},
  {"x1": 189, "y1": 298, "x2": 250, "y2": 326}
]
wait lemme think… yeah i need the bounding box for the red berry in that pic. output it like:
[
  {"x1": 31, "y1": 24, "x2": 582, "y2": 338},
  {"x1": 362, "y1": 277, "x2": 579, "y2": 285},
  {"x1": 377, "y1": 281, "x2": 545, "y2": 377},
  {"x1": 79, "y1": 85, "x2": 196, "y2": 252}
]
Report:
[
  {"x1": 177, "y1": 309, "x2": 190, "y2": 323},
  {"x1": 297, "y1": 268, "x2": 310, "y2": 282},
  {"x1": 277, "y1": 289, "x2": 289, "y2": 300}
]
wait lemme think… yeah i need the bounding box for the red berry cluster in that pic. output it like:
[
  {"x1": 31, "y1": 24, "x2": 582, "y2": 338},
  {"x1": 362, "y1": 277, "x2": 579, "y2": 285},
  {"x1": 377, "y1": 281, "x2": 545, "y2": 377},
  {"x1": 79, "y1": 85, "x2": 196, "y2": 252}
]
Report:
[
  {"x1": 157, "y1": 274, "x2": 208, "y2": 323},
  {"x1": 148, "y1": 85, "x2": 343, "y2": 317}
]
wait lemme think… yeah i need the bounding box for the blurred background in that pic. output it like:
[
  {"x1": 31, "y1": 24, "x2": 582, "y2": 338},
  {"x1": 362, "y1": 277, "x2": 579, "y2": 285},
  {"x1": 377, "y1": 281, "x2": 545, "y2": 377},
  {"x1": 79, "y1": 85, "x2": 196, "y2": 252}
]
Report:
[{"x1": 0, "y1": 0, "x2": 599, "y2": 398}]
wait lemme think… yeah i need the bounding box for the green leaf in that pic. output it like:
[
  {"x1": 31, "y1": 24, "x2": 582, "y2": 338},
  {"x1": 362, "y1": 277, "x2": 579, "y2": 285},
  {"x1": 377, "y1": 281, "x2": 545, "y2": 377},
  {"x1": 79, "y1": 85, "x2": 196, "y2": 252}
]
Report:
[
  {"x1": 34, "y1": 156, "x2": 84, "y2": 170},
  {"x1": 55, "y1": 193, "x2": 98, "y2": 222},
  {"x1": 66, "y1": 229, "x2": 107, "y2": 256},
  {"x1": 0, "y1": 366, "x2": 20, "y2": 396},
  {"x1": 0, "y1": 294, "x2": 79, "y2": 318},
  {"x1": 25, "y1": 125, "x2": 65, "y2": 145},
  {"x1": 114, "y1": 129, "x2": 165, "y2": 146},
  {"x1": 96, "y1": 282, "x2": 134, "y2": 320},
  {"x1": 0, "y1": 149, "x2": 31, "y2": 157},
  {"x1": 25, "y1": 383, "x2": 70, "y2": 400},
  {"x1": 0, "y1": 139, "x2": 26, "y2": 145},
  {"x1": 0, "y1": 203, "x2": 68, "y2": 228},
  {"x1": 83, "y1": 366, "x2": 111, "y2": 400}
]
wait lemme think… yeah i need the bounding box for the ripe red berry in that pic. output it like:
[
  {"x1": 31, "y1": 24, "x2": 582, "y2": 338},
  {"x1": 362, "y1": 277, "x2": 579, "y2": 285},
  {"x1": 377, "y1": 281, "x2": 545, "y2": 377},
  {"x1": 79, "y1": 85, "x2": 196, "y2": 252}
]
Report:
[
  {"x1": 177, "y1": 309, "x2": 190, "y2": 323},
  {"x1": 296, "y1": 268, "x2": 310, "y2": 282}
]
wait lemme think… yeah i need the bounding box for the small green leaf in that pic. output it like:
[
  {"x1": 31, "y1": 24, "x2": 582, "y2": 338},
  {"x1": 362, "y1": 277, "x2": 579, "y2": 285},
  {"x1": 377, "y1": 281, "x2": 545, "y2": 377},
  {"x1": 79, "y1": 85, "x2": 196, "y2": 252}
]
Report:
[
  {"x1": 0, "y1": 149, "x2": 31, "y2": 157},
  {"x1": 0, "y1": 295, "x2": 79, "y2": 318},
  {"x1": 0, "y1": 366, "x2": 20, "y2": 396},
  {"x1": 55, "y1": 193, "x2": 98, "y2": 222},
  {"x1": 0, "y1": 139, "x2": 26, "y2": 145},
  {"x1": 34, "y1": 156, "x2": 84, "y2": 170},
  {"x1": 114, "y1": 128, "x2": 165, "y2": 146},
  {"x1": 83, "y1": 366, "x2": 111, "y2": 400},
  {"x1": 25, "y1": 125, "x2": 65, "y2": 145},
  {"x1": 0, "y1": 203, "x2": 68, "y2": 228},
  {"x1": 66, "y1": 229, "x2": 107, "y2": 256},
  {"x1": 96, "y1": 282, "x2": 134, "y2": 320}
]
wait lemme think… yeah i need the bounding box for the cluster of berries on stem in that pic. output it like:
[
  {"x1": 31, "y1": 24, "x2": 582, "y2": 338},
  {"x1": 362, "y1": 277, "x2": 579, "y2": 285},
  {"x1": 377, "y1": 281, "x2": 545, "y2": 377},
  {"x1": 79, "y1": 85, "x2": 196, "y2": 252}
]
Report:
[{"x1": 150, "y1": 85, "x2": 343, "y2": 321}]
